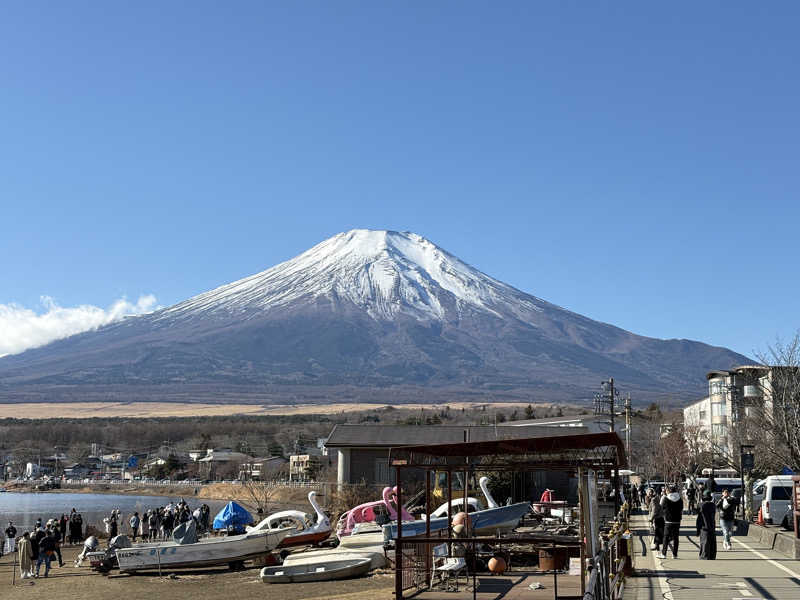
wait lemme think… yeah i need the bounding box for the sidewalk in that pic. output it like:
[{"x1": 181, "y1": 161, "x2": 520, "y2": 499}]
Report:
[{"x1": 623, "y1": 511, "x2": 800, "y2": 600}]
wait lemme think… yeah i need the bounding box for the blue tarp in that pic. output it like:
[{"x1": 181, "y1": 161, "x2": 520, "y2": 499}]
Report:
[{"x1": 212, "y1": 501, "x2": 253, "y2": 530}]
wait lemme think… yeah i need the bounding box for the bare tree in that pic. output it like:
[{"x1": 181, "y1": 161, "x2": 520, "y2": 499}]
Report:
[
  {"x1": 240, "y1": 479, "x2": 281, "y2": 516},
  {"x1": 755, "y1": 334, "x2": 800, "y2": 470}
]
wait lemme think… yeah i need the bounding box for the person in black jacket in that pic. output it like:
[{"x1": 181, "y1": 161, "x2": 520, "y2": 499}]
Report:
[
  {"x1": 4, "y1": 522, "x2": 17, "y2": 553},
  {"x1": 716, "y1": 488, "x2": 739, "y2": 550},
  {"x1": 659, "y1": 484, "x2": 684, "y2": 558},
  {"x1": 686, "y1": 485, "x2": 697, "y2": 515},
  {"x1": 696, "y1": 490, "x2": 717, "y2": 559},
  {"x1": 35, "y1": 530, "x2": 55, "y2": 577}
]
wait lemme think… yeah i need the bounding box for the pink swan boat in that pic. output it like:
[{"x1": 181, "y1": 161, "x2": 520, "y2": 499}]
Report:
[{"x1": 336, "y1": 486, "x2": 414, "y2": 538}]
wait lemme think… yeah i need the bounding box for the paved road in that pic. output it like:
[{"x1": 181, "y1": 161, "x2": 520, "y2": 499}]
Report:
[{"x1": 623, "y1": 512, "x2": 800, "y2": 600}]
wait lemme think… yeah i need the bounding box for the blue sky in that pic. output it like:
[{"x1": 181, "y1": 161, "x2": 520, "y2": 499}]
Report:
[{"x1": 1, "y1": 2, "x2": 798, "y2": 358}]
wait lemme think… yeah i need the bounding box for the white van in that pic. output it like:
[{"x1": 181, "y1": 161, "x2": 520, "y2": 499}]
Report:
[{"x1": 759, "y1": 475, "x2": 794, "y2": 526}]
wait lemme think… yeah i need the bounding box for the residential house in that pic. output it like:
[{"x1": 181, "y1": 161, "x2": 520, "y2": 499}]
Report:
[
  {"x1": 240, "y1": 456, "x2": 288, "y2": 481},
  {"x1": 196, "y1": 449, "x2": 252, "y2": 480}
]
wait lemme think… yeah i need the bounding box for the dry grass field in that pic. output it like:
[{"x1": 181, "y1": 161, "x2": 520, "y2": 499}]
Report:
[{"x1": 0, "y1": 401, "x2": 540, "y2": 419}]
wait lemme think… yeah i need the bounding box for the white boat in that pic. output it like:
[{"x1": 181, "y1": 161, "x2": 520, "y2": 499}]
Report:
[
  {"x1": 260, "y1": 557, "x2": 372, "y2": 583},
  {"x1": 384, "y1": 501, "x2": 531, "y2": 539},
  {"x1": 249, "y1": 491, "x2": 332, "y2": 548},
  {"x1": 114, "y1": 525, "x2": 292, "y2": 572}
]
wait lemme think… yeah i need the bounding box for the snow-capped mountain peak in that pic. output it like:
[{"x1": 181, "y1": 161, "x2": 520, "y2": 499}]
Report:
[{"x1": 159, "y1": 229, "x2": 543, "y2": 321}]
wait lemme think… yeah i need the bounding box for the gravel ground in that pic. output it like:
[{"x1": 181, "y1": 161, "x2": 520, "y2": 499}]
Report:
[{"x1": 0, "y1": 544, "x2": 394, "y2": 600}]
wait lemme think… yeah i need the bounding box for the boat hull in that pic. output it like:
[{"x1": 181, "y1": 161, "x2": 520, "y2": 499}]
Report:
[
  {"x1": 385, "y1": 502, "x2": 531, "y2": 539},
  {"x1": 115, "y1": 529, "x2": 289, "y2": 572},
  {"x1": 260, "y1": 557, "x2": 372, "y2": 583},
  {"x1": 278, "y1": 529, "x2": 332, "y2": 548}
]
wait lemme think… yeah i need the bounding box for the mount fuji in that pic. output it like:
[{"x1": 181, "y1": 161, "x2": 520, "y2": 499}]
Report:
[{"x1": 0, "y1": 230, "x2": 749, "y2": 405}]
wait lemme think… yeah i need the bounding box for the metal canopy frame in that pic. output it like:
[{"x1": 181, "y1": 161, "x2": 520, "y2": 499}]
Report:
[
  {"x1": 389, "y1": 430, "x2": 627, "y2": 472},
  {"x1": 390, "y1": 431, "x2": 627, "y2": 599}
]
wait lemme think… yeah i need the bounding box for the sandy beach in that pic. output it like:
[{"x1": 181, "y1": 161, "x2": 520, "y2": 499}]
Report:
[{"x1": 0, "y1": 543, "x2": 394, "y2": 600}]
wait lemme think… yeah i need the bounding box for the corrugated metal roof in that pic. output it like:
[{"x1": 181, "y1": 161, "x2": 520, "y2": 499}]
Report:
[
  {"x1": 325, "y1": 423, "x2": 588, "y2": 448},
  {"x1": 389, "y1": 431, "x2": 627, "y2": 468}
]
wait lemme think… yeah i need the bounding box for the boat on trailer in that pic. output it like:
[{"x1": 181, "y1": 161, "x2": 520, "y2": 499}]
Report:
[{"x1": 114, "y1": 522, "x2": 292, "y2": 572}]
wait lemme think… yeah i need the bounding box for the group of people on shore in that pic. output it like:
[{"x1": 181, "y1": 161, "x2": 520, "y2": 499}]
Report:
[
  {"x1": 4, "y1": 510, "x2": 85, "y2": 579},
  {"x1": 104, "y1": 500, "x2": 212, "y2": 543},
  {"x1": 646, "y1": 482, "x2": 740, "y2": 560}
]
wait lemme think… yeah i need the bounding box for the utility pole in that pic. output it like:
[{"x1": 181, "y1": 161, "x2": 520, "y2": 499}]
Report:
[
  {"x1": 595, "y1": 378, "x2": 622, "y2": 512},
  {"x1": 624, "y1": 393, "x2": 632, "y2": 466}
]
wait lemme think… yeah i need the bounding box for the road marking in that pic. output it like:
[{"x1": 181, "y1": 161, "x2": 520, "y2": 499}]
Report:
[
  {"x1": 737, "y1": 591, "x2": 753, "y2": 597},
  {"x1": 732, "y1": 537, "x2": 800, "y2": 579},
  {"x1": 649, "y1": 536, "x2": 673, "y2": 600}
]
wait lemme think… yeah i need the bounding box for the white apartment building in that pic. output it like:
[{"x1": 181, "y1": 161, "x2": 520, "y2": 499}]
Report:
[{"x1": 683, "y1": 364, "x2": 770, "y2": 459}]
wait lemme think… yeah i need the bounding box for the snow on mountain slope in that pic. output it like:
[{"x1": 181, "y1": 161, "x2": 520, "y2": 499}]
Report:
[
  {"x1": 158, "y1": 230, "x2": 544, "y2": 322},
  {"x1": 0, "y1": 229, "x2": 753, "y2": 405}
]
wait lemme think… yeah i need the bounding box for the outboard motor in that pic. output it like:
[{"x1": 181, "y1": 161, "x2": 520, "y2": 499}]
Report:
[{"x1": 74, "y1": 536, "x2": 99, "y2": 567}]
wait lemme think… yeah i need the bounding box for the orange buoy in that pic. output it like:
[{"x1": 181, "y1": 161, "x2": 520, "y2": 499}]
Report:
[{"x1": 488, "y1": 556, "x2": 507, "y2": 574}]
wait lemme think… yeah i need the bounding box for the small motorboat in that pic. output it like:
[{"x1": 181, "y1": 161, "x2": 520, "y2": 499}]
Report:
[
  {"x1": 248, "y1": 491, "x2": 332, "y2": 548},
  {"x1": 336, "y1": 486, "x2": 414, "y2": 539},
  {"x1": 260, "y1": 557, "x2": 372, "y2": 583},
  {"x1": 113, "y1": 520, "x2": 293, "y2": 572}
]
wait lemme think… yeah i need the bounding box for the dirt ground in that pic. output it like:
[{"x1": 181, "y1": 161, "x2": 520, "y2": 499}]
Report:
[
  {"x1": 0, "y1": 544, "x2": 395, "y2": 600},
  {"x1": 0, "y1": 400, "x2": 538, "y2": 419}
]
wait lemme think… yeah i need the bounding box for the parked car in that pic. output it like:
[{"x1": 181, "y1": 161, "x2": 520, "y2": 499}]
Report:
[{"x1": 759, "y1": 475, "x2": 794, "y2": 526}]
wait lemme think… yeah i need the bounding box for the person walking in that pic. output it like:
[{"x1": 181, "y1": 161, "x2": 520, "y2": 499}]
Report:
[
  {"x1": 648, "y1": 488, "x2": 665, "y2": 554},
  {"x1": 686, "y1": 484, "x2": 697, "y2": 515},
  {"x1": 17, "y1": 532, "x2": 34, "y2": 579},
  {"x1": 35, "y1": 529, "x2": 56, "y2": 578},
  {"x1": 696, "y1": 490, "x2": 717, "y2": 559},
  {"x1": 660, "y1": 484, "x2": 684, "y2": 559},
  {"x1": 53, "y1": 525, "x2": 64, "y2": 567},
  {"x1": 30, "y1": 528, "x2": 42, "y2": 566},
  {"x1": 716, "y1": 488, "x2": 740, "y2": 550}
]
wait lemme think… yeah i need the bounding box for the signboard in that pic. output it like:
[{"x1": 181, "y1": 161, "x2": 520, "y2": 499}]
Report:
[{"x1": 741, "y1": 453, "x2": 754, "y2": 471}]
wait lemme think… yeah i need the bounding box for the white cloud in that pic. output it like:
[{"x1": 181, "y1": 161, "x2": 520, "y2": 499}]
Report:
[{"x1": 0, "y1": 294, "x2": 159, "y2": 357}]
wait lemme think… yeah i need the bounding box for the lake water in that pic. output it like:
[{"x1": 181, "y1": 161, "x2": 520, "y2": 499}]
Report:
[{"x1": 0, "y1": 491, "x2": 229, "y2": 533}]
